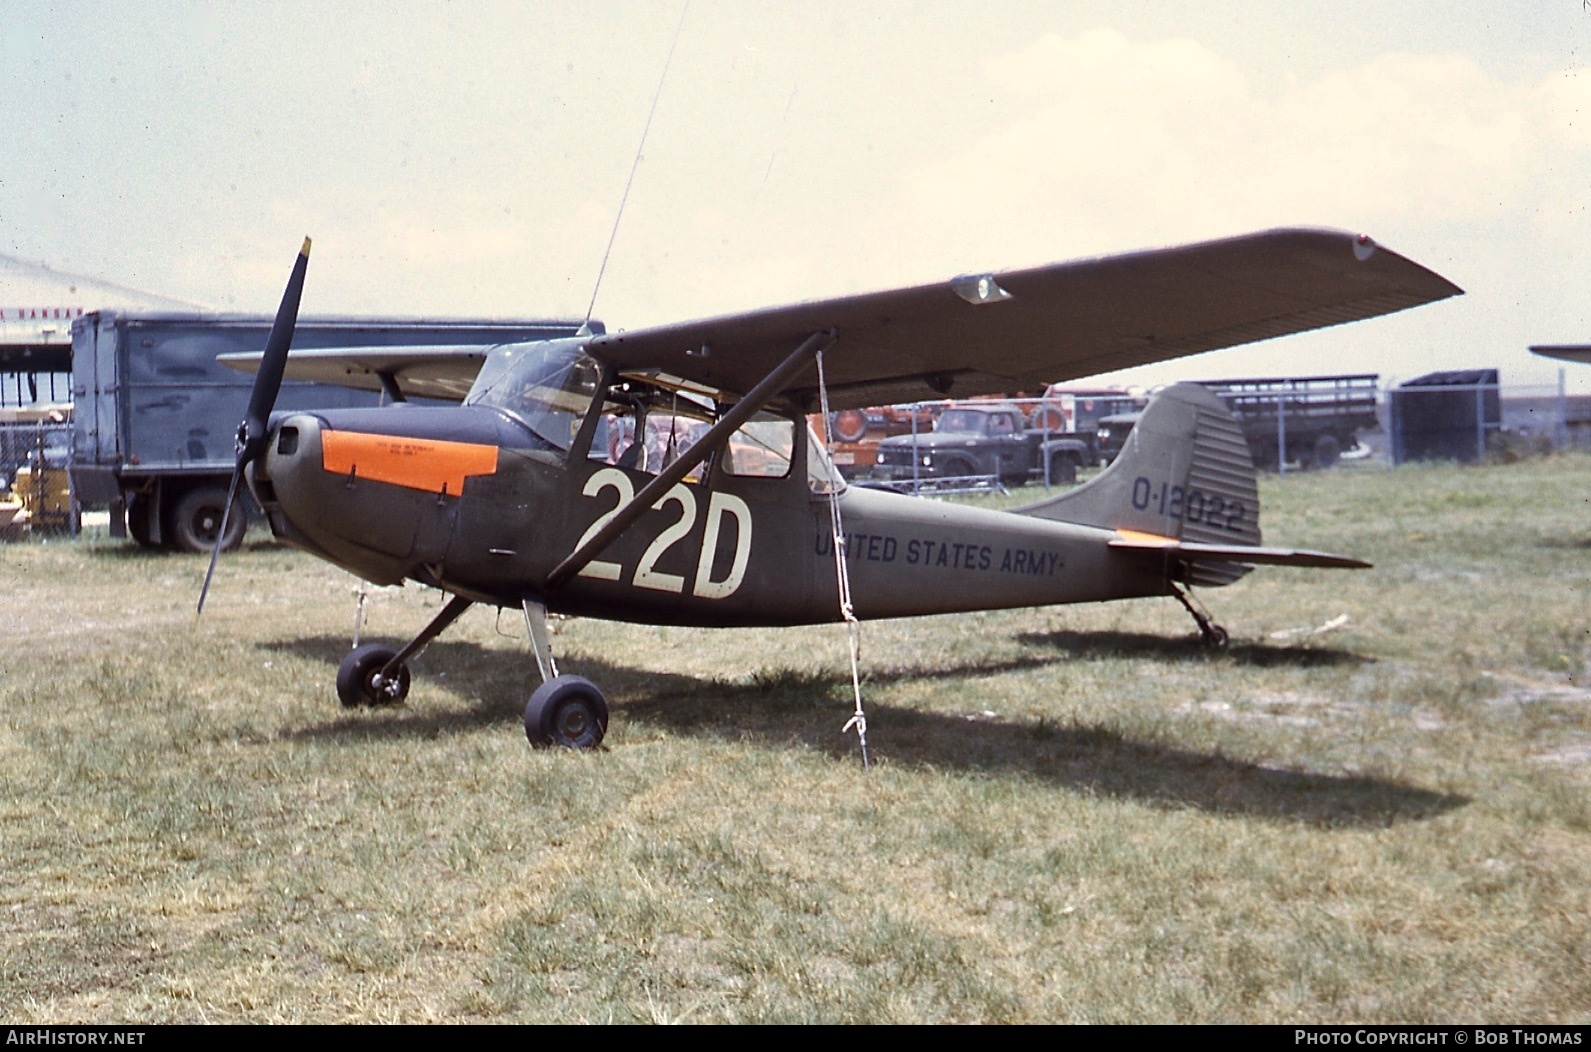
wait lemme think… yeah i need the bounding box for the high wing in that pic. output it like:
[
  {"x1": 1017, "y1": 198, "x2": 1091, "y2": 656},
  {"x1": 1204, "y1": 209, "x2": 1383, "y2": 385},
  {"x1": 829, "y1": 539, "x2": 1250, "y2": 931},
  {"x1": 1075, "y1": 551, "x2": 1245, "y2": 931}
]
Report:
[
  {"x1": 1530, "y1": 345, "x2": 1591, "y2": 366},
  {"x1": 217, "y1": 345, "x2": 490, "y2": 402},
  {"x1": 589, "y1": 227, "x2": 1461, "y2": 410},
  {"x1": 217, "y1": 228, "x2": 1458, "y2": 408}
]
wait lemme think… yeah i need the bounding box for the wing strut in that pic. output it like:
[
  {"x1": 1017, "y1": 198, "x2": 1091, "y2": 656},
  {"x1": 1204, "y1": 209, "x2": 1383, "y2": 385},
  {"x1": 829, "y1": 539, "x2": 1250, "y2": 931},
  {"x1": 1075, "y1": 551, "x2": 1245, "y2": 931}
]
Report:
[{"x1": 546, "y1": 328, "x2": 836, "y2": 590}]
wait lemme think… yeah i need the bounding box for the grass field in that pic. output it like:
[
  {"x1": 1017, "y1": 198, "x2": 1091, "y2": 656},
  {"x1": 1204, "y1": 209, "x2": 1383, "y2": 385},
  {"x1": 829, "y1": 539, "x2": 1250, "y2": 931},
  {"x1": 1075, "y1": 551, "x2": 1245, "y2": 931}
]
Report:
[{"x1": 2, "y1": 454, "x2": 1588, "y2": 1022}]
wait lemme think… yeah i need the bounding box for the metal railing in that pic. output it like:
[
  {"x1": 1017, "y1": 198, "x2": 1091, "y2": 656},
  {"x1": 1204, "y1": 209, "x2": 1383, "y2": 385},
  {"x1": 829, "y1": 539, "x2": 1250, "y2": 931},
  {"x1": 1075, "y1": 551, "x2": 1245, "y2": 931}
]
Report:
[{"x1": 1, "y1": 370, "x2": 72, "y2": 408}]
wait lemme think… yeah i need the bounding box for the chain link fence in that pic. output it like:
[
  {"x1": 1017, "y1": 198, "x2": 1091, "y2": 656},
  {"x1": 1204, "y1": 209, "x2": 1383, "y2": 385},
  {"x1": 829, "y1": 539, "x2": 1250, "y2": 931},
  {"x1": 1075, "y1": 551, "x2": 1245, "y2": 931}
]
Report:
[{"x1": 831, "y1": 377, "x2": 1591, "y2": 494}]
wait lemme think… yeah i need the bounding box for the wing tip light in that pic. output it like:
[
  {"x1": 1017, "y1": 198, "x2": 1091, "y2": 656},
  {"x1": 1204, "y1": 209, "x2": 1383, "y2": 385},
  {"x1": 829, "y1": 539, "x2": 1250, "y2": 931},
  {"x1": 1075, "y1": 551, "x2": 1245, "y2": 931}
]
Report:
[{"x1": 950, "y1": 273, "x2": 1013, "y2": 306}]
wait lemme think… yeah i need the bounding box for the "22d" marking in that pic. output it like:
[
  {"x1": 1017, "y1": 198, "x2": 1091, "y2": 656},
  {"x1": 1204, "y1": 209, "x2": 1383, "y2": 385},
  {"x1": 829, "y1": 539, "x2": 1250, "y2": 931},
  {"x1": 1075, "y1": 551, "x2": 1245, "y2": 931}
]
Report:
[{"x1": 576, "y1": 467, "x2": 753, "y2": 600}]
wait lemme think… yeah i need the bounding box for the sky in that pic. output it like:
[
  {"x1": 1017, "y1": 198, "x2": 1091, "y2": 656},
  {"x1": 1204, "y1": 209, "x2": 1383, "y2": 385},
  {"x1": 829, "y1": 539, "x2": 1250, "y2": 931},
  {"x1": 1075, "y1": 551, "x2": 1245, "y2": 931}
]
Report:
[{"x1": 3, "y1": 1, "x2": 1591, "y2": 394}]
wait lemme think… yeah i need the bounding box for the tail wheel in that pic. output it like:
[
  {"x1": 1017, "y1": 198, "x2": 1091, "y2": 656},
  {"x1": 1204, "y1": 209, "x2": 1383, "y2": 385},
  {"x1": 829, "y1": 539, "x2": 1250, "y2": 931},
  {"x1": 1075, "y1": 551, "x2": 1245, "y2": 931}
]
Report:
[
  {"x1": 830, "y1": 409, "x2": 868, "y2": 443},
  {"x1": 525, "y1": 675, "x2": 609, "y2": 749},
  {"x1": 337, "y1": 644, "x2": 411, "y2": 707}
]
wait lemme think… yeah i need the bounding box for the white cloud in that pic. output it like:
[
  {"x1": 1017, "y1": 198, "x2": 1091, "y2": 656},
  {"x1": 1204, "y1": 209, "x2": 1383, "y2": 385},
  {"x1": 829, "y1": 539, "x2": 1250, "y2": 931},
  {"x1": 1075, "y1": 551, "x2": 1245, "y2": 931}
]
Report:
[{"x1": 896, "y1": 31, "x2": 1585, "y2": 263}]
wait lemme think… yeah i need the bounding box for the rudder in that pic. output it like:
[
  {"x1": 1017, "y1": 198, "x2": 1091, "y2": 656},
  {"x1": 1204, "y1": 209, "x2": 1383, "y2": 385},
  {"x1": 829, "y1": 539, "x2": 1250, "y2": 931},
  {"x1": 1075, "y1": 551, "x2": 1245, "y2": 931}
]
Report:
[{"x1": 1015, "y1": 383, "x2": 1262, "y2": 585}]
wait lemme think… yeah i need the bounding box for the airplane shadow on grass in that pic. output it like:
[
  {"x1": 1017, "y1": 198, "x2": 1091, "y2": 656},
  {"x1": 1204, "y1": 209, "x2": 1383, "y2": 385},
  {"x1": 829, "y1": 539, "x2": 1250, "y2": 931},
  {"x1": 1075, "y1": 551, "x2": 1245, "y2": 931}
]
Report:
[
  {"x1": 1015, "y1": 628, "x2": 1373, "y2": 669},
  {"x1": 263, "y1": 631, "x2": 1460, "y2": 829},
  {"x1": 1538, "y1": 534, "x2": 1591, "y2": 551}
]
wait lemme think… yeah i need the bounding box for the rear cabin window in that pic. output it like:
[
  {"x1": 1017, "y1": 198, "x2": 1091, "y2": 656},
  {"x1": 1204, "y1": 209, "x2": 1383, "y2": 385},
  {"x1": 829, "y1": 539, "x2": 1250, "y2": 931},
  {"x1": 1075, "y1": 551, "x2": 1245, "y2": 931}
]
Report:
[{"x1": 722, "y1": 413, "x2": 793, "y2": 479}]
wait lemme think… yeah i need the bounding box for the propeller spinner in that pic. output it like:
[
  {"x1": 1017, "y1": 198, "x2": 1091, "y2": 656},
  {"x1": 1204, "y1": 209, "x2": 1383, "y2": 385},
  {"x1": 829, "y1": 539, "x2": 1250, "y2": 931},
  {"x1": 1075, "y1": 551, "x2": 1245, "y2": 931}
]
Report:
[{"x1": 197, "y1": 237, "x2": 311, "y2": 617}]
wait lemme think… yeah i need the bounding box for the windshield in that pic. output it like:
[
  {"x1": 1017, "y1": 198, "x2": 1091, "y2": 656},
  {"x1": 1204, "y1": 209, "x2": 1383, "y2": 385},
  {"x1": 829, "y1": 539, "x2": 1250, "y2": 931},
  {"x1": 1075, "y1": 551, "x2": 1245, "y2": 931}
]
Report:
[
  {"x1": 466, "y1": 338, "x2": 601, "y2": 451},
  {"x1": 935, "y1": 409, "x2": 988, "y2": 434}
]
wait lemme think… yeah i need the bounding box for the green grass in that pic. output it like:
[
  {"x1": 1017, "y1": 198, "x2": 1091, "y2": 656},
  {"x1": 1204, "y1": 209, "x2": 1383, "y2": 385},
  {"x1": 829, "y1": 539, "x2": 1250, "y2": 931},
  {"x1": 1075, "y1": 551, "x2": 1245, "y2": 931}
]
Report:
[{"x1": 2, "y1": 454, "x2": 1588, "y2": 1022}]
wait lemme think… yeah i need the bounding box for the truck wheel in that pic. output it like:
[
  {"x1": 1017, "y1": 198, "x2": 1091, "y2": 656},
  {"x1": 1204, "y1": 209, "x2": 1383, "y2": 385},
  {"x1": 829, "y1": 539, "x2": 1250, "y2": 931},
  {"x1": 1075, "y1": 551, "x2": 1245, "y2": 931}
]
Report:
[
  {"x1": 830, "y1": 409, "x2": 868, "y2": 443},
  {"x1": 938, "y1": 454, "x2": 977, "y2": 479},
  {"x1": 1048, "y1": 452, "x2": 1079, "y2": 485},
  {"x1": 1029, "y1": 406, "x2": 1066, "y2": 433},
  {"x1": 125, "y1": 493, "x2": 159, "y2": 548},
  {"x1": 169, "y1": 486, "x2": 246, "y2": 554},
  {"x1": 1313, "y1": 434, "x2": 1342, "y2": 470}
]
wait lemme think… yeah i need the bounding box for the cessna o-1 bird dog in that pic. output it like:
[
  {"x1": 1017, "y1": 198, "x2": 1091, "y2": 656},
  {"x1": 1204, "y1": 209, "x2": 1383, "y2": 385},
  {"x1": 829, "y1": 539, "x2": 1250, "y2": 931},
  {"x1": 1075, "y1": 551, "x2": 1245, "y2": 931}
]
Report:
[{"x1": 208, "y1": 229, "x2": 1460, "y2": 750}]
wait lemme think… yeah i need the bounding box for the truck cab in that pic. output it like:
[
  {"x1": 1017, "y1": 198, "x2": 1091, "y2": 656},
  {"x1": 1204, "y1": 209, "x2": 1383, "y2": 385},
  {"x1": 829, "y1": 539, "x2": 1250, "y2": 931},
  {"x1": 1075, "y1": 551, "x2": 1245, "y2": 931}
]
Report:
[{"x1": 871, "y1": 402, "x2": 1092, "y2": 488}]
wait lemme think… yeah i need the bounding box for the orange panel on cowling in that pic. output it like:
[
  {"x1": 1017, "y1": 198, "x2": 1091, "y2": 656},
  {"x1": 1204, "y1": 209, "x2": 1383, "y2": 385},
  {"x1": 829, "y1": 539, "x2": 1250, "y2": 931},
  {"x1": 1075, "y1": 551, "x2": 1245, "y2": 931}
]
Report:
[{"x1": 321, "y1": 431, "x2": 499, "y2": 495}]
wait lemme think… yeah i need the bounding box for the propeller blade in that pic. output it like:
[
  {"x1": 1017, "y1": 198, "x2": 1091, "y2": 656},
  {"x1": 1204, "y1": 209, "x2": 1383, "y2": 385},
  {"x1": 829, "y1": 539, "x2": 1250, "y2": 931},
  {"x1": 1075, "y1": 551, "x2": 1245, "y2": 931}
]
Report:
[
  {"x1": 195, "y1": 465, "x2": 245, "y2": 619},
  {"x1": 197, "y1": 237, "x2": 311, "y2": 620},
  {"x1": 238, "y1": 236, "x2": 311, "y2": 466}
]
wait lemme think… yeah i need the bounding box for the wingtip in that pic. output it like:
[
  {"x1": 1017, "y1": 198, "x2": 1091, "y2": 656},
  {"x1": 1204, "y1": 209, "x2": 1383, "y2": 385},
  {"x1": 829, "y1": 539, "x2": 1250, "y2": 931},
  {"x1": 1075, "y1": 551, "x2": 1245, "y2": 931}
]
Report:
[{"x1": 301, "y1": 236, "x2": 312, "y2": 258}]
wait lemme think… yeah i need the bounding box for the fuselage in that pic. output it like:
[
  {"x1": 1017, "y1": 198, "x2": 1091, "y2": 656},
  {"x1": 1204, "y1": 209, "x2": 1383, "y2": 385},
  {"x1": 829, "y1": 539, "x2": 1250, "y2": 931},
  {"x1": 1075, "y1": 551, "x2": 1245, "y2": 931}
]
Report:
[{"x1": 249, "y1": 341, "x2": 1169, "y2": 627}]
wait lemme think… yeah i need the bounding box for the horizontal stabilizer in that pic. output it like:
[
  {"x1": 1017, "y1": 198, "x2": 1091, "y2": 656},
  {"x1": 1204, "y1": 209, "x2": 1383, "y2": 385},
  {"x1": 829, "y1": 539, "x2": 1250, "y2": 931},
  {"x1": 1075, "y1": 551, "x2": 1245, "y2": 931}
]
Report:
[{"x1": 1110, "y1": 531, "x2": 1371, "y2": 570}]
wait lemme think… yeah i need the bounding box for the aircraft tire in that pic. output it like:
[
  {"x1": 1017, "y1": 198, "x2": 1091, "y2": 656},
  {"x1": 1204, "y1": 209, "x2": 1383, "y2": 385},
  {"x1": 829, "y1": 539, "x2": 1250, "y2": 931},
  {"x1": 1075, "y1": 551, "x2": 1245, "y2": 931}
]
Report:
[
  {"x1": 337, "y1": 644, "x2": 411, "y2": 707},
  {"x1": 524, "y1": 675, "x2": 609, "y2": 749},
  {"x1": 169, "y1": 485, "x2": 245, "y2": 554},
  {"x1": 1202, "y1": 624, "x2": 1230, "y2": 649}
]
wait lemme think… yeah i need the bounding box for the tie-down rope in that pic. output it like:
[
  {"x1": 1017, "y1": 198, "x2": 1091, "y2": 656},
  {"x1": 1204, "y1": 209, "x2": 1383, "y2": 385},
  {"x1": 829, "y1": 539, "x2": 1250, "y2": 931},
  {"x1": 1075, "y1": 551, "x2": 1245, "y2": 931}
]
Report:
[{"x1": 815, "y1": 349, "x2": 870, "y2": 768}]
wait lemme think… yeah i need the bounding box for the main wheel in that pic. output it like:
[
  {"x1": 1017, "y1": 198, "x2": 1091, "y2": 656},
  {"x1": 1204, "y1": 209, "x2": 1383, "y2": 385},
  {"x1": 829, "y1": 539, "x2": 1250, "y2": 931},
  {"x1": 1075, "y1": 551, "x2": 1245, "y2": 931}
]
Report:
[
  {"x1": 169, "y1": 486, "x2": 245, "y2": 554},
  {"x1": 336, "y1": 644, "x2": 411, "y2": 707},
  {"x1": 524, "y1": 675, "x2": 609, "y2": 749}
]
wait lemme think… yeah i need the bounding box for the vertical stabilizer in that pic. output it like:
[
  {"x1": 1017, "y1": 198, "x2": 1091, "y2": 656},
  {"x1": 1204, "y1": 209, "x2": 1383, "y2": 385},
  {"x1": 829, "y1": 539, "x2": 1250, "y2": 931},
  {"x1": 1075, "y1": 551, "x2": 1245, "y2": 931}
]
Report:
[{"x1": 1015, "y1": 383, "x2": 1261, "y2": 585}]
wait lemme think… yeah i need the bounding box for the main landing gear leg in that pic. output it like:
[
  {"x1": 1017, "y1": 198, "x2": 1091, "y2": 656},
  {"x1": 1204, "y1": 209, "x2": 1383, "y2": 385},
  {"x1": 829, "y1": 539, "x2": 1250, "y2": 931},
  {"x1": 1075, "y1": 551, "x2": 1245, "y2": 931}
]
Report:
[
  {"x1": 336, "y1": 593, "x2": 474, "y2": 707},
  {"x1": 521, "y1": 599, "x2": 559, "y2": 684},
  {"x1": 1171, "y1": 585, "x2": 1229, "y2": 649},
  {"x1": 521, "y1": 598, "x2": 608, "y2": 750}
]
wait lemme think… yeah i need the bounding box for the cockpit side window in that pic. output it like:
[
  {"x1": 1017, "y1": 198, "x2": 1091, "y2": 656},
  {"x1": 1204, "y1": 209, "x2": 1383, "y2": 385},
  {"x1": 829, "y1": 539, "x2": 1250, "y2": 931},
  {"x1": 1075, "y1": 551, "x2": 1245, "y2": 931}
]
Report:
[
  {"x1": 584, "y1": 383, "x2": 716, "y2": 483},
  {"x1": 721, "y1": 412, "x2": 794, "y2": 479}
]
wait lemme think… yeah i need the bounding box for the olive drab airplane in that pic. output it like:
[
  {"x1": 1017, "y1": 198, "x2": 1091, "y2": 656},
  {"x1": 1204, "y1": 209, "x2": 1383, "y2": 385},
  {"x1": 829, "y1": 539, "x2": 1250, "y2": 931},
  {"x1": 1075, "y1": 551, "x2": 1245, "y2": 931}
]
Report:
[{"x1": 207, "y1": 229, "x2": 1460, "y2": 750}]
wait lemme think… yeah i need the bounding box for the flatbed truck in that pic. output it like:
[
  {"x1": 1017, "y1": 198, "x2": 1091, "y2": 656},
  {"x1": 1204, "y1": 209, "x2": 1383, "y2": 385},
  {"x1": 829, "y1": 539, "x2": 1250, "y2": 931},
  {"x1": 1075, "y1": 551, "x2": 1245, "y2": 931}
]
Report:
[{"x1": 1097, "y1": 373, "x2": 1379, "y2": 470}]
